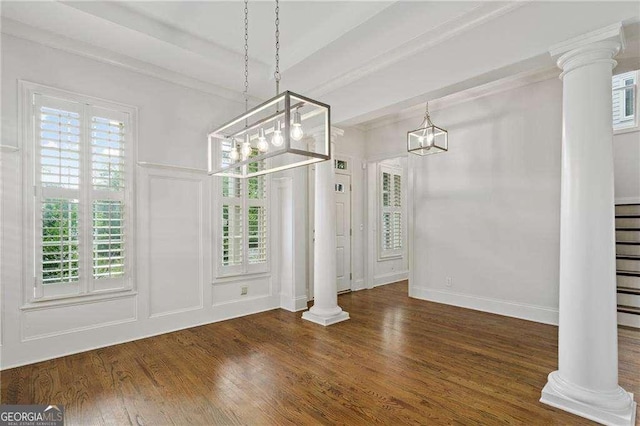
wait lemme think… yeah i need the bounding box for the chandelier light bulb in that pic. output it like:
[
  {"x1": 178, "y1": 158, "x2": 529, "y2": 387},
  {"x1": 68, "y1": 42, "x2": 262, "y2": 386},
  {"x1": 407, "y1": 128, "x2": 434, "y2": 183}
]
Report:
[
  {"x1": 230, "y1": 141, "x2": 240, "y2": 161},
  {"x1": 290, "y1": 110, "x2": 304, "y2": 141},
  {"x1": 272, "y1": 120, "x2": 284, "y2": 146},
  {"x1": 426, "y1": 131, "x2": 435, "y2": 147},
  {"x1": 241, "y1": 134, "x2": 252, "y2": 158},
  {"x1": 257, "y1": 128, "x2": 269, "y2": 152}
]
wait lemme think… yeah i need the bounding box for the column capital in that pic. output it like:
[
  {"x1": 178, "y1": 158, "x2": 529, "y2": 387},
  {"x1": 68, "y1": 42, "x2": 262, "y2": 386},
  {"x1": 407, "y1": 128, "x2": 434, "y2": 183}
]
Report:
[
  {"x1": 549, "y1": 23, "x2": 625, "y2": 78},
  {"x1": 329, "y1": 126, "x2": 345, "y2": 143}
]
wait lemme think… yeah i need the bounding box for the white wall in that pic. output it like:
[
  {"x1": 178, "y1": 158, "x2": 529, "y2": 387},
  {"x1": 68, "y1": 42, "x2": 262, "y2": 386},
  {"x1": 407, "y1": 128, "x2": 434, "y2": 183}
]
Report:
[
  {"x1": 366, "y1": 73, "x2": 640, "y2": 324},
  {"x1": 614, "y1": 130, "x2": 640, "y2": 203},
  {"x1": 366, "y1": 77, "x2": 564, "y2": 324},
  {"x1": 0, "y1": 34, "x2": 285, "y2": 368}
]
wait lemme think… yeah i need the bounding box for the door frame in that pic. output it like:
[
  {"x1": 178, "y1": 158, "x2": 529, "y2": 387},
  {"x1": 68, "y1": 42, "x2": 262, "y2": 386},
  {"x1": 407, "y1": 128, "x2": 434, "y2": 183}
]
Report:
[{"x1": 307, "y1": 154, "x2": 354, "y2": 300}]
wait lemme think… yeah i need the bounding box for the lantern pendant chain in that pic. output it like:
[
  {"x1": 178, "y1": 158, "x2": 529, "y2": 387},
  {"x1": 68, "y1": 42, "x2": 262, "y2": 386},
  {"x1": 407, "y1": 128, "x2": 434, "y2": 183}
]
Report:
[{"x1": 274, "y1": 0, "x2": 281, "y2": 96}]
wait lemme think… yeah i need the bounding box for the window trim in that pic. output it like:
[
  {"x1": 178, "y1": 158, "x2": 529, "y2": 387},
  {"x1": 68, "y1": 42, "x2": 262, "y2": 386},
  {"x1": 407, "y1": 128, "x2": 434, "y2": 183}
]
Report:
[
  {"x1": 613, "y1": 70, "x2": 639, "y2": 135},
  {"x1": 214, "y1": 170, "x2": 271, "y2": 279},
  {"x1": 20, "y1": 81, "x2": 138, "y2": 305},
  {"x1": 378, "y1": 163, "x2": 403, "y2": 260}
]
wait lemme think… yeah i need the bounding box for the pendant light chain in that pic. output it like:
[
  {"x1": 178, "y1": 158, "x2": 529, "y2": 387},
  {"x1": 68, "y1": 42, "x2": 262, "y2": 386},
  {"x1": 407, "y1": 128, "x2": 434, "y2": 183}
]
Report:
[
  {"x1": 274, "y1": 0, "x2": 281, "y2": 95},
  {"x1": 243, "y1": 0, "x2": 249, "y2": 112},
  {"x1": 422, "y1": 102, "x2": 433, "y2": 127}
]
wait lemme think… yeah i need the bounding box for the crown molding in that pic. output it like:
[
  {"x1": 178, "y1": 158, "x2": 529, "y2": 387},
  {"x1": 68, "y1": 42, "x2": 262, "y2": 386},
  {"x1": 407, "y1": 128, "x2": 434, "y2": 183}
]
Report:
[
  {"x1": 1, "y1": 18, "x2": 261, "y2": 105},
  {"x1": 360, "y1": 65, "x2": 559, "y2": 132},
  {"x1": 62, "y1": 1, "x2": 270, "y2": 72},
  {"x1": 307, "y1": 1, "x2": 529, "y2": 98}
]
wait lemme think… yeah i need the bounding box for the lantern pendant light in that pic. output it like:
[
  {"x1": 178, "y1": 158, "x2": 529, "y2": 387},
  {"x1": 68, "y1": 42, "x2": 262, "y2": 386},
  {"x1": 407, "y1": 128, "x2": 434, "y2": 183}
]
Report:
[
  {"x1": 407, "y1": 103, "x2": 448, "y2": 156},
  {"x1": 208, "y1": 0, "x2": 331, "y2": 178}
]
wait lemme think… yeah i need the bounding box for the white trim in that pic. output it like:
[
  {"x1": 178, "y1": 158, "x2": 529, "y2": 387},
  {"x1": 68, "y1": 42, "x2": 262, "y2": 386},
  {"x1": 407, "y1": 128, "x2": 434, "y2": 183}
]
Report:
[
  {"x1": 614, "y1": 126, "x2": 640, "y2": 136},
  {"x1": 0, "y1": 145, "x2": 20, "y2": 152},
  {"x1": 308, "y1": 2, "x2": 526, "y2": 98},
  {"x1": 213, "y1": 272, "x2": 271, "y2": 284},
  {"x1": 143, "y1": 172, "x2": 205, "y2": 319},
  {"x1": 361, "y1": 67, "x2": 559, "y2": 132},
  {"x1": 366, "y1": 152, "x2": 409, "y2": 163},
  {"x1": 137, "y1": 161, "x2": 207, "y2": 174},
  {"x1": 1, "y1": 18, "x2": 253, "y2": 105},
  {"x1": 4, "y1": 294, "x2": 280, "y2": 370},
  {"x1": 407, "y1": 154, "x2": 415, "y2": 297},
  {"x1": 334, "y1": 157, "x2": 354, "y2": 292},
  {"x1": 21, "y1": 289, "x2": 137, "y2": 311},
  {"x1": 21, "y1": 297, "x2": 138, "y2": 342},
  {"x1": 280, "y1": 295, "x2": 309, "y2": 313},
  {"x1": 373, "y1": 270, "x2": 409, "y2": 287},
  {"x1": 410, "y1": 287, "x2": 559, "y2": 325}
]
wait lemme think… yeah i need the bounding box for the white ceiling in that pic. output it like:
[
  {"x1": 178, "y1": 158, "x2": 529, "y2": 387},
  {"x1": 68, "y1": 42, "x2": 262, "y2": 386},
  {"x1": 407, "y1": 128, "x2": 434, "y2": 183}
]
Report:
[
  {"x1": 2, "y1": 1, "x2": 640, "y2": 126},
  {"x1": 115, "y1": 1, "x2": 395, "y2": 70}
]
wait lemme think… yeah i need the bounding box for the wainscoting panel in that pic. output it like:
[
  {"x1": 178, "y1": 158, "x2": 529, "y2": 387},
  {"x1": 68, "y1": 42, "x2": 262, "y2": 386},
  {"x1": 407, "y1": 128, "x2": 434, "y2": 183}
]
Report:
[
  {"x1": 145, "y1": 171, "x2": 205, "y2": 318},
  {"x1": 21, "y1": 294, "x2": 137, "y2": 340}
]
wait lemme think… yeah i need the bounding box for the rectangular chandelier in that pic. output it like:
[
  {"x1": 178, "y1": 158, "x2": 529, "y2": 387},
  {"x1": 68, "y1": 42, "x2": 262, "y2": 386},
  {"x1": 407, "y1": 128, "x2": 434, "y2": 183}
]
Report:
[
  {"x1": 208, "y1": 91, "x2": 330, "y2": 178},
  {"x1": 407, "y1": 124, "x2": 448, "y2": 156}
]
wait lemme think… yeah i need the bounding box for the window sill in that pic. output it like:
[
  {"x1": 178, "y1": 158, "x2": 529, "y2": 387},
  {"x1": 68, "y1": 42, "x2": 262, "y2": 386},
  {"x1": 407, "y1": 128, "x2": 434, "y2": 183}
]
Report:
[
  {"x1": 21, "y1": 289, "x2": 137, "y2": 311},
  {"x1": 213, "y1": 271, "x2": 271, "y2": 284},
  {"x1": 378, "y1": 253, "x2": 404, "y2": 261},
  {"x1": 614, "y1": 126, "x2": 639, "y2": 136}
]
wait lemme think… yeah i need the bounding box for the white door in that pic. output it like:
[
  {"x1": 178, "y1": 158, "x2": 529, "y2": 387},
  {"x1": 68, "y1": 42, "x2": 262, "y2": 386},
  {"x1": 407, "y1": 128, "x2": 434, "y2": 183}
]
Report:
[{"x1": 335, "y1": 173, "x2": 351, "y2": 292}]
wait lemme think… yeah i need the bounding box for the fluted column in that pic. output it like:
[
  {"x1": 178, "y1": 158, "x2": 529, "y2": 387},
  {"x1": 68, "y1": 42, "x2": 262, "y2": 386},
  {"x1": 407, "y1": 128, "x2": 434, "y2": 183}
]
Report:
[
  {"x1": 541, "y1": 23, "x2": 636, "y2": 426},
  {"x1": 302, "y1": 133, "x2": 350, "y2": 326}
]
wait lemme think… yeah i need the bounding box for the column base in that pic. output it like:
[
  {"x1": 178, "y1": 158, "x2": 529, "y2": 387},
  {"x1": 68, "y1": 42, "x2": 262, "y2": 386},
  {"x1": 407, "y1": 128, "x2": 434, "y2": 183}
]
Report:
[
  {"x1": 302, "y1": 309, "x2": 350, "y2": 326},
  {"x1": 541, "y1": 371, "x2": 637, "y2": 426}
]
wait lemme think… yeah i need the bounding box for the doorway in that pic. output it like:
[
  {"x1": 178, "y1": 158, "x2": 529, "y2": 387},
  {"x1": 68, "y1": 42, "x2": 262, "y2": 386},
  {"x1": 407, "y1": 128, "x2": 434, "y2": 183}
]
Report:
[
  {"x1": 307, "y1": 158, "x2": 354, "y2": 299},
  {"x1": 335, "y1": 173, "x2": 352, "y2": 293}
]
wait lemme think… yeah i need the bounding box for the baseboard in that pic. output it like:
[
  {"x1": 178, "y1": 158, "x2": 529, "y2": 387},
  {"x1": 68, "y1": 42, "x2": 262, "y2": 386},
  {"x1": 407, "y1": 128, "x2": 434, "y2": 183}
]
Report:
[
  {"x1": 373, "y1": 270, "x2": 409, "y2": 287},
  {"x1": 280, "y1": 295, "x2": 309, "y2": 312},
  {"x1": 2, "y1": 295, "x2": 280, "y2": 370},
  {"x1": 411, "y1": 287, "x2": 559, "y2": 325},
  {"x1": 615, "y1": 197, "x2": 640, "y2": 205}
]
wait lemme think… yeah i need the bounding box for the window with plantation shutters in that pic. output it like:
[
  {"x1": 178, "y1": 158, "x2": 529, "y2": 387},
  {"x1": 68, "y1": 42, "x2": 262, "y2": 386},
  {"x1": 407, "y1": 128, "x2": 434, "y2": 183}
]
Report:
[
  {"x1": 379, "y1": 165, "x2": 403, "y2": 258},
  {"x1": 218, "y1": 148, "x2": 269, "y2": 276},
  {"x1": 24, "y1": 82, "x2": 135, "y2": 301}
]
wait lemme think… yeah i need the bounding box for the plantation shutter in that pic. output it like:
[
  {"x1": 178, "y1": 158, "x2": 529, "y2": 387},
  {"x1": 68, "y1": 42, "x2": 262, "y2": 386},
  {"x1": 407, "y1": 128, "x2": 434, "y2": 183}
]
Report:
[
  {"x1": 35, "y1": 95, "x2": 83, "y2": 298},
  {"x1": 218, "y1": 148, "x2": 268, "y2": 276},
  {"x1": 247, "y1": 156, "x2": 267, "y2": 269},
  {"x1": 380, "y1": 165, "x2": 403, "y2": 258},
  {"x1": 31, "y1": 90, "x2": 133, "y2": 300},
  {"x1": 88, "y1": 106, "x2": 129, "y2": 291}
]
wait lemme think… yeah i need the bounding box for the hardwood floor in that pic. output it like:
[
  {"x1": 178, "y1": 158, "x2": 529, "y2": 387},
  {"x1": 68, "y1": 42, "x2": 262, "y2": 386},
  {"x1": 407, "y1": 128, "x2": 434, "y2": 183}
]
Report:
[{"x1": 2, "y1": 281, "x2": 639, "y2": 425}]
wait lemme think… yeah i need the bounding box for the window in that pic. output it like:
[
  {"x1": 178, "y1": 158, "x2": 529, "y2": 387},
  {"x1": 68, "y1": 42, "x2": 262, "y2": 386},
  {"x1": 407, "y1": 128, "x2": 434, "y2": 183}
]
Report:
[
  {"x1": 217, "y1": 144, "x2": 269, "y2": 276},
  {"x1": 23, "y1": 82, "x2": 135, "y2": 301},
  {"x1": 379, "y1": 165, "x2": 402, "y2": 258},
  {"x1": 613, "y1": 71, "x2": 638, "y2": 131}
]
